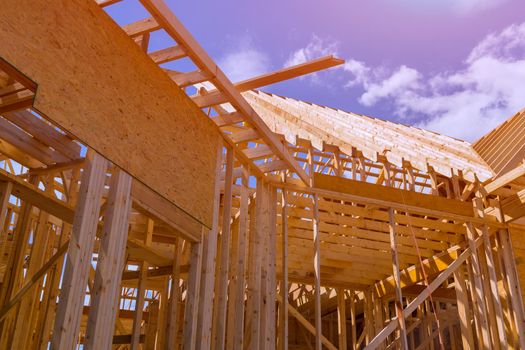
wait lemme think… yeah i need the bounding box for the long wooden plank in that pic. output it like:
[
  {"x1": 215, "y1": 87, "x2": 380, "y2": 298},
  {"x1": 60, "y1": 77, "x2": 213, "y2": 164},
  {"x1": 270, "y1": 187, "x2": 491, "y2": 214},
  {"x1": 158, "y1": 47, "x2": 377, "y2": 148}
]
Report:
[
  {"x1": 365, "y1": 237, "x2": 480, "y2": 349},
  {"x1": 3, "y1": 110, "x2": 81, "y2": 160},
  {"x1": 228, "y1": 167, "x2": 250, "y2": 350},
  {"x1": 313, "y1": 193, "x2": 322, "y2": 350},
  {"x1": 336, "y1": 289, "x2": 347, "y2": 350},
  {"x1": 0, "y1": 168, "x2": 74, "y2": 223},
  {"x1": 314, "y1": 173, "x2": 474, "y2": 218},
  {"x1": 233, "y1": 56, "x2": 344, "y2": 91},
  {"x1": 182, "y1": 235, "x2": 203, "y2": 350},
  {"x1": 196, "y1": 144, "x2": 223, "y2": 349},
  {"x1": 51, "y1": 151, "x2": 108, "y2": 350},
  {"x1": 165, "y1": 237, "x2": 182, "y2": 350},
  {"x1": 85, "y1": 170, "x2": 132, "y2": 350},
  {"x1": 388, "y1": 208, "x2": 408, "y2": 350},
  {"x1": 131, "y1": 179, "x2": 201, "y2": 242},
  {"x1": 213, "y1": 146, "x2": 234, "y2": 350}
]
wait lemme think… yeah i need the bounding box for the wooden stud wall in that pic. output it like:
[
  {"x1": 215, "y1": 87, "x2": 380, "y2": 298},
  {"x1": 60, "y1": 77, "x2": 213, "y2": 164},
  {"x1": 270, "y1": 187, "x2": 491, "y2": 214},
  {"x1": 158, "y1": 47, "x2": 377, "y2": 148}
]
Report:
[{"x1": 0, "y1": 0, "x2": 524, "y2": 349}]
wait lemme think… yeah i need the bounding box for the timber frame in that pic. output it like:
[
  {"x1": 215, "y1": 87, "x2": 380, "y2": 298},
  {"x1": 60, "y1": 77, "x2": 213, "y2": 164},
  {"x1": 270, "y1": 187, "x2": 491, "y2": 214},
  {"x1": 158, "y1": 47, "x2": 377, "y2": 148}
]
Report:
[{"x1": 0, "y1": 0, "x2": 525, "y2": 349}]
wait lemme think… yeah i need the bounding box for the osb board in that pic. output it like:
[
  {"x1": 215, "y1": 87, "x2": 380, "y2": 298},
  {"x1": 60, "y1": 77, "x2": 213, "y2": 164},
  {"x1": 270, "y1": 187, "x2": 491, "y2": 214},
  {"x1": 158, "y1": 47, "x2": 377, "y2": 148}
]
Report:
[{"x1": 0, "y1": 0, "x2": 221, "y2": 227}]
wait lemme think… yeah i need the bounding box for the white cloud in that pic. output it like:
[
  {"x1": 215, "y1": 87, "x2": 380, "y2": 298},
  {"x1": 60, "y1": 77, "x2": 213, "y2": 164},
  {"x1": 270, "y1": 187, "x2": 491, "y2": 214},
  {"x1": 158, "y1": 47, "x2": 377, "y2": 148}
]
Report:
[
  {"x1": 359, "y1": 66, "x2": 421, "y2": 107},
  {"x1": 218, "y1": 37, "x2": 271, "y2": 82},
  {"x1": 344, "y1": 22, "x2": 525, "y2": 142},
  {"x1": 284, "y1": 35, "x2": 340, "y2": 86},
  {"x1": 284, "y1": 35, "x2": 339, "y2": 67}
]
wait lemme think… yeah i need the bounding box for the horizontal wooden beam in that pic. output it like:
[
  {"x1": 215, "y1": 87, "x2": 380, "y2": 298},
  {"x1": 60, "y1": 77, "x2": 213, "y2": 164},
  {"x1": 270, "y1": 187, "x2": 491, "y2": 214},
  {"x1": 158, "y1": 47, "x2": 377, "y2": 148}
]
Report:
[
  {"x1": 3, "y1": 110, "x2": 81, "y2": 160},
  {"x1": 126, "y1": 238, "x2": 172, "y2": 266},
  {"x1": 131, "y1": 180, "x2": 202, "y2": 242},
  {"x1": 121, "y1": 264, "x2": 188, "y2": 281},
  {"x1": 122, "y1": 17, "x2": 160, "y2": 37},
  {"x1": 149, "y1": 45, "x2": 186, "y2": 64},
  {"x1": 484, "y1": 161, "x2": 525, "y2": 194},
  {"x1": 168, "y1": 70, "x2": 211, "y2": 88},
  {"x1": 314, "y1": 173, "x2": 474, "y2": 219},
  {"x1": 234, "y1": 55, "x2": 344, "y2": 92},
  {"x1": 0, "y1": 168, "x2": 75, "y2": 223}
]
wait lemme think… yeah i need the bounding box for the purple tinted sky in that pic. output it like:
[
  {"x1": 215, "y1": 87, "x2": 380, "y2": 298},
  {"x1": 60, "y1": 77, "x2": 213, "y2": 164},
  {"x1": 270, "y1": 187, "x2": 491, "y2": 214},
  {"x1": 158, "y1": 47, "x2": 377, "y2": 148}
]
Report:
[{"x1": 106, "y1": 0, "x2": 525, "y2": 141}]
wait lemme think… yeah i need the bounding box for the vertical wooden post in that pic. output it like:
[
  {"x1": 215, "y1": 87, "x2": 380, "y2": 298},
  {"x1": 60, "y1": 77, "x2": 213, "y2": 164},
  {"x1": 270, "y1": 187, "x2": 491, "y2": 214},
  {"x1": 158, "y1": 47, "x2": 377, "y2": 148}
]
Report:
[
  {"x1": 145, "y1": 300, "x2": 160, "y2": 349},
  {"x1": 465, "y1": 222, "x2": 492, "y2": 350},
  {"x1": 35, "y1": 170, "x2": 80, "y2": 350},
  {"x1": 0, "y1": 176, "x2": 37, "y2": 310},
  {"x1": 349, "y1": 291, "x2": 356, "y2": 350},
  {"x1": 165, "y1": 237, "x2": 182, "y2": 350},
  {"x1": 245, "y1": 179, "x2": 266, "y2": 350},
  {"x1": 473, "y1": 197, "x2": 507, "y2": 349},
  {"x1": 479, "y1": 225, "x2": 507, "y2": 349},
  {"x1": 131, "y1": 218, "x2": 154, "y2": 350},
  {"x1": 35, "y1": 169, "x2": 80, "y2": 350},
  {"x1": 85, "y1": 169, "x2": 132, "y2": 350},
  {"x1": 387, "y1": 208, "x2": 408, "y2": 350},
  {"x1": 214, "y1": 146, "x2": 234, "y2": 350},
  {"x1": 279, "y1": 183, "x2": 289, "y2": 350},
  {"x1": 267, "y1": 186, "x2": 278, "y2": 349},
  {"x1": 196, "y1": 143, "x2": 223, "y2": 349},
  {"x1": 51, "y1": 151, "x2": 108, "y2": 350},
  {"x1": 156, "y1": 278, "x2": 170, "y2": 350},
  {"x1": 313, "y1": 193, "x2": 322, "y2": 350},
  {"x1": 182, "y1": 232, "x2": 204, "y2": 350},
  {"x1": 259, "y1": 183, "x2": 269, "y2": 350},
  {"x1": 364, "y1": 291, "x2": 374, "y2": 345},
  {"x1": 0, "y1": 181, "x2": 12, "y2": 265},
  {"x1": 337, "y1": 288, "x2": 347, "y2": 350},
  {"x1": 453, "y1": 265, "x2": 474, "y2": 350},
  {"x1": 10, "y1": 209, "x2": 50, "y2": 350},
  {"x1": 498, "y1": 229, "x2": 525, "y2": 348},
  {"x1": 228, "y1": 167, "x2": 249, "y2": 350}
]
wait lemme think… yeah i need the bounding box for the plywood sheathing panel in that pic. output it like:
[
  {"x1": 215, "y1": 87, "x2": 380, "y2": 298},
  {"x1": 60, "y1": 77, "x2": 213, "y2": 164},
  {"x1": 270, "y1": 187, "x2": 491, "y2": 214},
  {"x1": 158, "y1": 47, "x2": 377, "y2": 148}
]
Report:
[
  {"x1": 0, "y1": 0, "x2": 220, "y2": 227},
  {"x1": 245, "y1": 90, "x2": 494, "y2": 182}
]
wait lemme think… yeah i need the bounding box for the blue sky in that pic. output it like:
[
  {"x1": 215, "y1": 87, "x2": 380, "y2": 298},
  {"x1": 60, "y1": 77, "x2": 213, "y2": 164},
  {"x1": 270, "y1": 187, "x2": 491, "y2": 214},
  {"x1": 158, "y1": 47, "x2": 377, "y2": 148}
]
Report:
[{"x1": 106, "y1": 0, "x2": 525, "y2": 142}]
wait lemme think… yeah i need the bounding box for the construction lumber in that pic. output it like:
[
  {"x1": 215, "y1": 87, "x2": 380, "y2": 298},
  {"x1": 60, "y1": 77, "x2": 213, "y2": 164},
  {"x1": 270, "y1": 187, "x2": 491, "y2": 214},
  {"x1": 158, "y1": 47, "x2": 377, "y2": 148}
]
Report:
[
  {"x1": 51, "y1": 151, "x2": 108, "y2": 350},
  {"x1": 365, "y1": 237, "x2": 481, "y2": 349},
  {"x1": 196, "y1": 144, "x2": 223, "y2": 349},
  {"x1": 313, "y1": 193, "x2": 322, "y2": 350},
  {"x1": 388, "y1": 208, "x2": 408, "y2": 350},
  {"x1": 182, "y1": 235, "x2": 204, "y2": 350},
  {"x1": 0, "y1": 0, "x2": 221, "y2": 227},
  {"x1": 314, "y1": 173, "x2": 473, "y2": 218},
  {"x1": 139, "y1": 0, "x2": 310, "y2": 185},
  {"x1": 0, "y1": 168, "x2": 75, "y2": 223},
  {"x1": 227, "y1": 167, "x2": 250, "y2": 350},
  {"x1": 233, "y1": 56, "x2": 344, "y2": 91},
  {"x1": 473, "y1": 108, "x2": 525, "y2": 175},
  {"x1": 213, "y1": 146, "x2": 234, "y2": 350},
  {"x1": 165, "y1": 237, "x2": 182, "y2": 350},
  {"x1": 130, "y1": 218, "x2": 154, "y2": 350},
  {"x1": 336, "y1": 289, "x2": 347, "y2": 350},
  {"x1": 85, "y1": 169, "x2": 132, "y2": 350}
]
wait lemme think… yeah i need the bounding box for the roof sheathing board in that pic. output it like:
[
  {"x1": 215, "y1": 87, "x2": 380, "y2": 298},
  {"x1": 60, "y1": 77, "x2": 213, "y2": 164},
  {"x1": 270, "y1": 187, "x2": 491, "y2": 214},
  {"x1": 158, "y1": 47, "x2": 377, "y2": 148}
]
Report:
[{"x1": 245, "y1": 90, "x2": 494, "y2": 182}]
